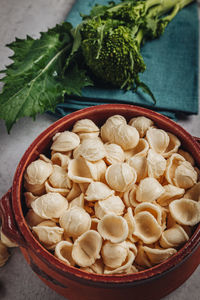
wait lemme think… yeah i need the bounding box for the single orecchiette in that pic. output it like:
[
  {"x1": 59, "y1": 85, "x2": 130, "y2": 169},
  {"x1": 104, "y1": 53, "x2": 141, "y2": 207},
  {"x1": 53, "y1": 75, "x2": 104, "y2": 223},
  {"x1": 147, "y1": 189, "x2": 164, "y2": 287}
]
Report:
[
  {"x1": 169, "y1": 198, "x2": 200, "y2": 226},
  {"x1": 184, "y1": 182, "x2": 200, "y2": 202},
  {"x1": 105, "y1": 163, "x2": 137, "y2": 192},
  {"x1": 101, "y1": 115, "x2": 127, "y2": 143},
  {"x1": 24, "y1": 181, "x2": 46, "y2": 196},
  {"x1": 0, "y1": 240, "x2": 10, "y2": 267},
  {"x1": 104, "y1": 250, "x2": 135, "y2": 274},
  {"x1": 48, "y1": 165, "x2": 70, "y2": 189},
  {"x1": 59, "y1": 206, "x2": 91, "y2": 238},
  {"x1": 136, "y1": 178, "x2": 164, "y2": 202},
  {"x1": 129, "y1": 116, "x2": 154, "y2": 137},
  {"x1": 51, "y1": 152, "x2": 70, "y2": 170},
  {"x1": 31, "y1": 192, "x2": 68, "y2": 219},
  {"x1": 142, "y1": 246, "x2": 177, "y2": 265},
  {"x1": 165, "y1": 154, "x2": 197, "y2": 189},
  {"x1": 101, "y1": 241, "x2": 128, "y2": 268},
  {"x1": 0, "y1": 230, "x2": 18, "y2": 248},
  {"x1": 32, "y1": 221, "x2": 64, "y2": 247},
  {"x1": 85, "y1": 182, "x2": 114, "y2": 201},
  {"x1": 72, "y1": 118, "x2": 99, "y2": 134},
  {"x1": 134, "y1": 202, "x2": 163, "y2": 225},
  {"x1": 94, "y1": 195, "x2": 125, "y2": 219},
  {"x1": 157, "y1": 184, "x2": 185, "y2": 206},
  {"x1": 24, "y1": 159, "x2": 53, "y2": 186},
  {"x1": 173, "y1": 161, "x2": 197, "y2": 189},
  {"x1": 162, "y1": 132, "x2": 181, "y2": 158},
  {"x1": 113, "y1": 124, "x2": 140, "y2": 150},
  {"x1": 104, "y1": 143, "x2": 125, "y2": 165},
  {"x1": 127, "y1": 156, "x2": 148, "y2": 183},
  {"x1": 72, "y1": 230, "x2": 102, "y2": 267},
  {"x1": 133, "y1": 211, "x2": 162, "y2": 244},
  {"x1": 160, "y1": 224, "x2": 189, "y2": 248},
  {"x1": 97, "y1": 214, "x2": 128, "y2": 243},
  {"x1": 73, "y1": 138, "x2": 106, "y2": 162},
  {"x1": 147, "y1": 149, "x2": 166, "y2": 179},
  {"x1": 125, "y1": 138, "x2": 149, "y2": 159},
  {"x1": 68, "y1": 157, "x2": 93, "y2": 183},
  {"x1": 51, "y1": 131, "x2": 80, "y2": 152},
  {"x1": 55, "y1": 241, "x2": 75, "y2": 266},
  {"x1": 146, "y1": 127, "x2": 169, "y2": 154}
]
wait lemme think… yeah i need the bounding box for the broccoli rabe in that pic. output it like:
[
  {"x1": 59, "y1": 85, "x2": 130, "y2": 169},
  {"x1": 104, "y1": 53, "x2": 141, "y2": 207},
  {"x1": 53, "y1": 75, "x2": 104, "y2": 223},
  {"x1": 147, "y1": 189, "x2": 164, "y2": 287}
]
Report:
[
  {"x1": 81, "y1": 20, "x2": 145, "y2": 90},
  {"x1": 77, "y1": 0, "x2": 194, "y2": 101}
]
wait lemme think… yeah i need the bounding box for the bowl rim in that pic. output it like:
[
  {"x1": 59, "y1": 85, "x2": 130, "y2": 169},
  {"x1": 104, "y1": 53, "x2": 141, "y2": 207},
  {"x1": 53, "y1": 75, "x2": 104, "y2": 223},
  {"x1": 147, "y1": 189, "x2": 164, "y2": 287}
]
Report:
[{"x1": 12, "y1": 104, "x2": 200, "y2": 284}]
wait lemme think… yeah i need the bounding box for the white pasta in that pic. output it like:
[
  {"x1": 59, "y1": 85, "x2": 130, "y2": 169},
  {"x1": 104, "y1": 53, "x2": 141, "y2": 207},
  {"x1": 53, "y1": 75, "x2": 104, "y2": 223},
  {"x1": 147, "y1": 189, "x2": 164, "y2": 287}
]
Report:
[
  {"x1": 101, "y1": 241, "x2": 128, "y2": 268},
  {"x1": 129, "y1": 116, "x2": 154, "y2": 137},
  {"x1": 72, "y1": 230, "x2": 102, "y2": 267},
  {"x1": 31, "y1": 192, "x2": 68, "y2": 219},
  {"x1": 0, "y1": 240, "x2": 10, "y2": 267},
  {"x1": 51, "y1": 131, "x2": 80, "y2": 152},
  {"x1": 59, "y1": 206, "x2": 91, "y2": 238},
  {"x1": 105, "y1": 163, "x2": 137, "y2": 192},
  {"x1": 55, "y1": 241, "x2": 75, "y2": 266},
  {"x1": 32, "y1": 221, "x2": 64, "y2": 247},
  {"x1": 23, "y1": 115, "x2": 200, "y2": 275}
]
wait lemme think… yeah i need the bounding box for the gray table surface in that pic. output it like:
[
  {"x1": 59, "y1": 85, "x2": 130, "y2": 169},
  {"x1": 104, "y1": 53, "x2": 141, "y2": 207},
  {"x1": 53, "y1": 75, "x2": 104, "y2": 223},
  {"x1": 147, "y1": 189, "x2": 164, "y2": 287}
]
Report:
[{"x1": 0, "y1": 0, "x2": 200, "y2": 299}]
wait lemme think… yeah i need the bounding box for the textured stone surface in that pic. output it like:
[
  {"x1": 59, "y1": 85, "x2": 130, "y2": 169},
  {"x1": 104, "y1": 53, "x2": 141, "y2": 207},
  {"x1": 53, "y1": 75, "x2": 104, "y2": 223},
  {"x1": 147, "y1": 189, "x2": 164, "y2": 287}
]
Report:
[{"x1": 0, "y1": 0, "x2": 199, "y2": 299}]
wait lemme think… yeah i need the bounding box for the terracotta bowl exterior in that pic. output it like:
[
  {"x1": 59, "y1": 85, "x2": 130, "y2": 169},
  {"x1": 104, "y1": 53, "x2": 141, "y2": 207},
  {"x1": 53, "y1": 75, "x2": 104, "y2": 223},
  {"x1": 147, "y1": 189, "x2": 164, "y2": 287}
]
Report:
[{"x1": 0, "y1": 104, "x2": 200, "y2": 300}]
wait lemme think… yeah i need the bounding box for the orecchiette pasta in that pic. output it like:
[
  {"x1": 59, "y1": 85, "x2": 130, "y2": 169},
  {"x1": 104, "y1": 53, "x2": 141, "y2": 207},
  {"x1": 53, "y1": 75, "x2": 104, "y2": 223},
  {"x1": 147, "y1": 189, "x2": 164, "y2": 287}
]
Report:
[
  {"x1": 23, "y1": 114, "x2": 200, "y2": 275},
  {"x1": 136, "y1": 178, "x2": 165, "y2": 202},
  {"x1": 97, "y1": 214, "x2": 128, "y2": 243},
  {"x1": 32, "y1": 221, "x2": 64, "y2": 248},
  {"x1": 133, "y1": 211, "x2": 162, "y2": 244},
  {"x1": 24, "y1": 159, "x2": 53, "y2": 186},
  {"x1": 31, "y1": 192, "x2": 68, "y2": 219},
  {"x1": 105, "y1": 163, "x2": 137, "y2": 192},
  {"x1": 104, "y1": 143, "x2": 125, "y2": 165},
  {"x1": 59, "y1": 206, "x2": 91, "y2": 238},
  {"x1": 71, "y1": 230, "x2": 102, "y2": 267},
  {"x1": 0, "y1": 230, "x2": 18, "y2": 248},
  {"x1": 51, "y1": 131, "x2": 80, "y2": 152},
  {"x1": 0, "y1": 240, "x2": 10, "y2": 267},
  {"x1": 159, "y1": 224, "x2": 189, "y2": 248},
  {"x1": 55, "y1": 241, "x2": 75, "y2": 266},
  {"x1": 146, "y1": 128, "x2": 169, "y2": 154},
  {"x1": 101, "y1": 241, "x2": 128, "y2": 268},
  {"x1": 129, "y1": 116, "x2": 154, "y2": 137}
]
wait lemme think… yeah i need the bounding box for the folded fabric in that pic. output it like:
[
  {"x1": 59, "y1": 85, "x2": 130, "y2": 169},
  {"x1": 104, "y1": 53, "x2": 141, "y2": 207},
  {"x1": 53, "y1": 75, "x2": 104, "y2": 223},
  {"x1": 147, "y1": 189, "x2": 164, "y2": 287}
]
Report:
[{"x1": 54, "y1": 0, "x2": 199, "y2": 120}]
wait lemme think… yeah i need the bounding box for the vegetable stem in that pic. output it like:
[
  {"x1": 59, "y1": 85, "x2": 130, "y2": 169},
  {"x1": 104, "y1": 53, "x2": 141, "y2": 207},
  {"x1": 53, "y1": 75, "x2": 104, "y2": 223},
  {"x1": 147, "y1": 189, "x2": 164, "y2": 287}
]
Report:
[{"x1": 148, "y1": 0, "x2": 194, "y2": 18}]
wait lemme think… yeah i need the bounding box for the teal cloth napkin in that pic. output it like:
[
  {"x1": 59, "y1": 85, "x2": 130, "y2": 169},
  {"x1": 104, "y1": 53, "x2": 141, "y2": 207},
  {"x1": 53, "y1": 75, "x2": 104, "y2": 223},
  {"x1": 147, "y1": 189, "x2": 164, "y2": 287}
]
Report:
[{"x1": 54, "y1": 0, "x2": 199, "y2": 120}]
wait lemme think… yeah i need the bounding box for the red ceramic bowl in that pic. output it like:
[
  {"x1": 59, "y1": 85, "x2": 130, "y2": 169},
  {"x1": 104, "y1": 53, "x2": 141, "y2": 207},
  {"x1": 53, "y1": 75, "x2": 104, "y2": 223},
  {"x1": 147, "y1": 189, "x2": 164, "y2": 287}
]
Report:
[{"x1": 0, "y1": 104, "x2": 200, "y2": 300}]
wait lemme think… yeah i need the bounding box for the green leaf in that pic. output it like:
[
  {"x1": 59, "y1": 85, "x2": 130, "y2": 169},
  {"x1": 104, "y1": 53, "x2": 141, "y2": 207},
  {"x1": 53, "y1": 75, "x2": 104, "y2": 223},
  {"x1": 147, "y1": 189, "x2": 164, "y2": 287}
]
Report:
[
  {"x1": 62, "y1": 63, "x2": 94, "y2": 97},
  {"x1": 138, "y1": 80, "x2": 156, "y2": 104},
  {"x1": 0, "y1": 22, "x2": 93, "y2": 133}
]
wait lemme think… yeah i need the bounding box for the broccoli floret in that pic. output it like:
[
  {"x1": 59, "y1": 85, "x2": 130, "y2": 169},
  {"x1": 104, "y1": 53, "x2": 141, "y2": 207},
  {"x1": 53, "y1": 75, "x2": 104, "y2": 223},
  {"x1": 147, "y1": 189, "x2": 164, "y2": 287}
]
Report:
[
  {"x1": 81, "y1": 21, "x2": 145, "y2": 89},
  {"x1": 104, "y1": 1, "x2": 147, "y2": 25}
]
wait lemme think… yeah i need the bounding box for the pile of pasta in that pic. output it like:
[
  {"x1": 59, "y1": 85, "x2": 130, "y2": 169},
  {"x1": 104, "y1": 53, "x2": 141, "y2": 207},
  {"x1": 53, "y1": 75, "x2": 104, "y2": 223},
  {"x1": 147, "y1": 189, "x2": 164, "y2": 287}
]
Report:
[{"x1": 24, "y1": 115, "x2": 200, "y2": 275}]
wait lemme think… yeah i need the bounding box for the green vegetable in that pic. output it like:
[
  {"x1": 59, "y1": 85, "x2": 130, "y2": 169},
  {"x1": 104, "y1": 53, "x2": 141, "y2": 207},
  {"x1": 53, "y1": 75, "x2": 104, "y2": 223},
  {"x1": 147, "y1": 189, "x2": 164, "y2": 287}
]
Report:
[
  {"x1": 0, "y1": 0, "x2": 195, "y2": 132},
  {"x1": 79, "y1": 0, "x2": 194, "y2": 95},
  {"x1": 0, "y1": 23, "x2": 93, "y2": 132}
]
